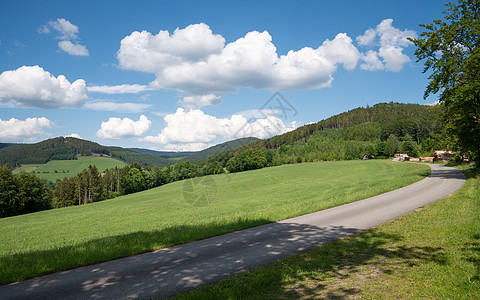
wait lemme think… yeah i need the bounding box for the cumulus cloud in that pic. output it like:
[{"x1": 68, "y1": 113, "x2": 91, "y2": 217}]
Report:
[
  {"x1": 58, "y1": 40, "x2": 89, "y2": 56},
  {"x1": 40, "y1": 18, "x2": 79, "y2": 40},
  {"x1": 96, "y1": 115, "x2": 151, "y2": 139},
  {"x1": 38, "y1": 18, "x2": 89, "y2": 56},
  {"x1": 115, "y1": 21, "x2": 416, "y2": 108},
  {"x1": 0, "y1": 65, "x2": 88, "y2": 108},
  {"x1": 141, "y1": 108, "x2": 298, "y2": 145},
  {"x1": 84, "y1": 101, "x2": 152, "y2": 113},
  {"x1": 117, "y1": 23, "x2": 225, "y2": 73},
  {"x1": 361, "y1": 50, "x2": 384, "y2": 71},
  {"x1": 0, "y1": 117, "x2": 54, "y2": 141},
  {"x1": 357, "y1": 19, "x2": 416, "y2": 71},
  {"x1": 87, "y1": 84, "x2": 152, "y2": 94},
  {"x1": 117, "y1": 24, "x2": 362, "y2": 108}
]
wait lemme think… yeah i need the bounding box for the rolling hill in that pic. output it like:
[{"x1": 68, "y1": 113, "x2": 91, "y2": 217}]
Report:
[
  {"x1": 0, "y1": 137, "x2": 172, "y2": 169},
  {"x1": 198, "y1": 102, "x2": 445, "y2": 167},
  {"x1": 128, "y1": 148, "x2": 195, "y2": 159},
  {"x1": 181, "y1": 137, "x2": 260, "y2": 163}
]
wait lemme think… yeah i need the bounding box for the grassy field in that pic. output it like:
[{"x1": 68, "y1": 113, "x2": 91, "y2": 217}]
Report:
[
  {"x1": 0, "y1": 160, "x2": 430, "y2": 285},
  {"x1": 13, "y1": 156, "x2": 126, "y2": 182},
  {"x1": 174, "y1": 166, "x2": 479, "y2": 299}
]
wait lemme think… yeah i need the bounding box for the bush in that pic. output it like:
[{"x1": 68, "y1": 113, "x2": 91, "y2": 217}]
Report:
[{"x1": 226, "y1": 149, "x2": 267, "y2": 173}]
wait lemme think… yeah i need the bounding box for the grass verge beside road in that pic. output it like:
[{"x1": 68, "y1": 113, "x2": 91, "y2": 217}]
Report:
[
  {"x1": 174, "y1": 166, "x2": 479, "y2": 299},
  {"x1": 0, "y1": 160, "x2": 429, "y2": 285}
]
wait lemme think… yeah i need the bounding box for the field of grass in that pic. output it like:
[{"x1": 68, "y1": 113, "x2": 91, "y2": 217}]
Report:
[
  {"x1": 13, "y1": 156, "x2": 126, "y2": 182},
  {"x1": 0, "y1": 160, "x2": 430, "y2": 285},
  {"x1": 174, "y1": 166, "x2": 479, "y2": 299}
]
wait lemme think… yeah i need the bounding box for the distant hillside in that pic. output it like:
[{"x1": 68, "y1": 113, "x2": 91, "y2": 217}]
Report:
[
  {"x1": 129, "y1": 148, "x2": 195, "y2": 159},
  {"x1": 0, "y1": 137, "x2": 172, "y2": 169},
  {"x1": 0, "y1": 143, "x2": 22, "y2": 150},
  {"x1": 182, "y1": 137, "x2": 260, "y2": 163},
  {"x1": 199, "y1": 102, "x2": 445, "y2": 167}
]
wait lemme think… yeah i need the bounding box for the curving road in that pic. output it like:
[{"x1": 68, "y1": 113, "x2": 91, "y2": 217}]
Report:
[{"x1": 0, "y1": 163, "x2": 465, "y2": 299}]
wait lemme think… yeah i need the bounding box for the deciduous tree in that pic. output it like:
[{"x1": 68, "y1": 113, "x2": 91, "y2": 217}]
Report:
[{"x1": 410, "y1": 0, "x2": 480, "y2": 160}]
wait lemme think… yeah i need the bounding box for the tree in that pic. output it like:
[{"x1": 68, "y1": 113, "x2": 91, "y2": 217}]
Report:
[
  {"x1": 0, "y1": 166, "x2": 21, "y2": 217},
  {"x1": 385, "y1": 134, "x2": 400, "y2": 157},
  {"x1": 400, "y1": 134, "x2": 420, "y2": 157},
  {"x1": 226, "y1": 149, "x2": 267, "y2": 173},
  {"x1": 410, "y1": 0, "x2": 480, "y2": 161},
  {"x1": 0, "y1": 166, "x2": 51, "y2": 217}
]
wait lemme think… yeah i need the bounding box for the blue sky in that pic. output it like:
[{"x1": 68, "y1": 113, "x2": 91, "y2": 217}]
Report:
[{"x1": 0, "y1": 0, "x2": 446, "y2": 151}]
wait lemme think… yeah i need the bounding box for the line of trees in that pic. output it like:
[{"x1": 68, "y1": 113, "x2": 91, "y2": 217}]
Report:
[{"x1": 51, "y1": 160, "x2": 228, "y2": 209}]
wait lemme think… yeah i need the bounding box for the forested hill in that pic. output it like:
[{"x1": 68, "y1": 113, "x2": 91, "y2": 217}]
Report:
[
  {"x1": 199, "y1": 102, "x2": 445, "y2": 167},
  {"x1": 181, "y1": 137, "x2": 260, "y2": 163},
  {"x1": 129, "y1": 148, "x2": 195, "y2": 159},
  {"x1": 0, "y1": 137, "x2": 171, "y2": 168},
  {"x1": 254, "y1": 102, "x2": 439, "y2": 149}
]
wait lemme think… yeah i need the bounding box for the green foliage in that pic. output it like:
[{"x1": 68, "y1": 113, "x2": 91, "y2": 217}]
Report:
[
  {"x1": 0, "y1": 166, "x2": 51, "y2": 218},
  {"x1": 226, "y1": 149, "x2": 267, "y2": 173},
  {"x1": 385, "y1": 134, "x2": 400, "y2": 157},
  {"x1": 203, "y1": 161, "x2": 225, "y2": 175},
  {"x1": 400, "y1": 134, "x2": 421, "y2": 157},
  {"x1": 411, "y1": 0, "x2": 480, "y2": 161}
]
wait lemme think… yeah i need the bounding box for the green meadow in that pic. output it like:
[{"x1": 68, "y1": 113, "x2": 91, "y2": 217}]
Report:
[
  {"x1": 0, "y1": 160, "x2": 429, "y2": 284},
  {"x1": 13, "y1": 156, "x2": 126, "y2": 182}
]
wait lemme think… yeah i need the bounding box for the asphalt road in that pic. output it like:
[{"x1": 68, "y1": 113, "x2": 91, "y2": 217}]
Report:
[{"x1": 0, "y1": 163, "x2": 465, "y2": 300}]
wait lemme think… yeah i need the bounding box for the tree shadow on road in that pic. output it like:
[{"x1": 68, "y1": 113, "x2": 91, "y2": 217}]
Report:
[
  {"x1": 174, "y1": 228, "x2": 447, "y2": 299},
  {"x1": 0, "y1": 217, "x2": 273, "y2": 286}
]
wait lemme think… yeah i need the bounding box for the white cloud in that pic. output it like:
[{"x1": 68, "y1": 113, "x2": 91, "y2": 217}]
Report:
[
  {"x1": 96, "y1": 115, "x2": 151, "y2": 139},
  {"x1": 379, "y1": 45, "x2": 411, "y2": 71},
  {"x1": 40, "y1": 18, "x2": 79, "y2": 40},
  {"x1": 357, "y1": 19, "x2": 416, "y2": 71},
  {"x1": 58, "y1": 40, "x2": 89, "y2": 56},
  {"x1": 117, "y1": 23, "x2": 225, "y2": 73},
  {"x1": 118, "y1": 24, "x2": 362, "y2": 108},
  {"x1": 360, "y1": 50, "x2": 384, "y2": 71},
  {"x1": 38, "y1": 18, "x2": 89, "y2": 56},
  {"x1": 0, "y1": 65, "x2": 88, "y2": 108},
  {"x1": 87, "y1": 84, "x2": 152, "y2": 94},
  {"x1": 84, "y1": 101, "x2": 152, "y2": 113},
  {"x1": 0, "y1": 117, "x2": 54, "y2": 141},
  {"x1": 356, "y1": 28, "x2": 376, "y2": 46},
  {"x1": 66, "y1": 133, "x2": 82, "y2": 139},
  {"x1": 141, "y1": 108, "x2": 298, "y2": 145},
  {"x1": 180, "y1": 94, "x2": 223, "y2": 109}
]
